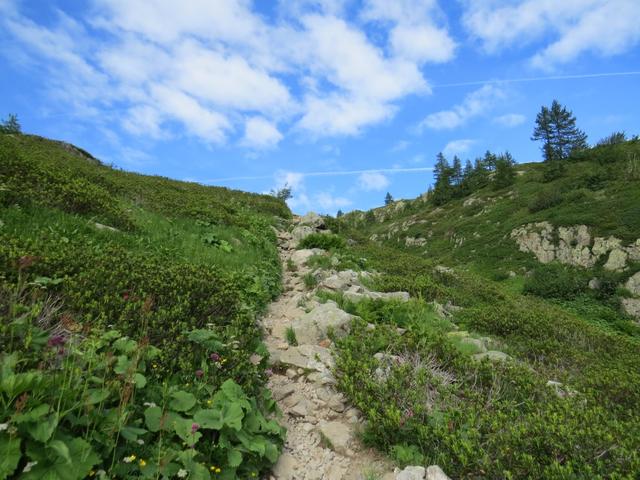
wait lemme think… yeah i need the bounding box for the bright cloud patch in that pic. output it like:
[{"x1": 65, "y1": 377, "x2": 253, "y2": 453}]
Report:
[
  {"x1": 0, "y1": 0, "x2": 456, "y2": 146},
  {"x1": 463, "y1": 0, "x2": 640, "y2": 68},
  {"x1": 242, "y1": 117, "x2": 283, "y2": 149},
  {"x1": 494, "y1": 113, "x2": 526, "y2": 127},
  {"x1": 357, "y1": 171, "x2": 390, "y2": 191},
  {"x1": 443, "y1": 139, "x2": 475, "y2": 156},
  {"x1": 419, "y1": 84, "x2": 505, "y2": 130}
]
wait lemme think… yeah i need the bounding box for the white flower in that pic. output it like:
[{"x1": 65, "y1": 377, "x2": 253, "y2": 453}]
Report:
[
  {"x1": 0, "y1": 423, "x2": 8, "y2": 432},
  {"x1": 23, "y1": 461, "x2": 38, "y2": 473},
  {"x1": 136, "y1": 439, "x2": 144, "y2": 445},
  {"x1": 177, "y1": 469, "x2": 188, "y2": 478},
  {"x1": 143, "y1": 402, "x2": 157, "y2": 408}
]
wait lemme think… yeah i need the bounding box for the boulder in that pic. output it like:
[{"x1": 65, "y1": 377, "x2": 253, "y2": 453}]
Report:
[
  {"x1": 291, "y1": 225, "x2": 315, "y2": 244},
  {"x1": 425, "y1": 465, "x2": 451, "y2": 480},
  {"x1": 298, "y1": 212, "x2": 325, "y2": 229},
  {"x1": 272, "y1": 452, "x2": 297, "y2": 480},
  {"x1": 405, "y1": 237, "x2": 427, "y2": 247},
  {"x1": 588, "y1": 278, "x2": 601, "y2": 290},
  {"x1": 290, "y1": 248, "x2": 325, "y2": 267},
  {"x1": 319, "y1": 270, "x2": 362, "y2": 292},
  {"x1": 604, "y1": 248, "x2": 628, "y2": 271},
  {"x1": 472, "y1": 350, "x2": 511, "y2": 363},
  {"x1": 395, "y1": 466, "x2": 425, "y2": 480},
  {"x1": 292, "y1": 302, "x2": 354, "y2": 345},
  {"x1": 318, "y1": 421, "x2": 352, "y2": 455},
  {"x1": 622, "y1": 298, "x2": 640, "y2": 320},
  {"x1": 624, "y1": 271, "x2": 640, "y2": 296}
]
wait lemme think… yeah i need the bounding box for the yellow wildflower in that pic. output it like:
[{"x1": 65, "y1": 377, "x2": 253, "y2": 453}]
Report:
[{"x1": 139, "y1": 459, "x2": 146, "y2": 467}]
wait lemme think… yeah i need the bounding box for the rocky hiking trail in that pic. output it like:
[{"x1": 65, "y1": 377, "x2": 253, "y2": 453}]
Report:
[{"x1": 261, "y1": 215, "x2": 451, "y2": 480}]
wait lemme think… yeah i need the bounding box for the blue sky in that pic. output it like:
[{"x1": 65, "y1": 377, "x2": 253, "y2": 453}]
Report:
[{"x1": 1, "y1": 0, "x2": 639, "y2": 215}]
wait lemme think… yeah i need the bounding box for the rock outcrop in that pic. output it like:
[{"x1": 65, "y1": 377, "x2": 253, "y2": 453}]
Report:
[{"x1": 511, "y1": 222, "x2": 639, "y2": 271}]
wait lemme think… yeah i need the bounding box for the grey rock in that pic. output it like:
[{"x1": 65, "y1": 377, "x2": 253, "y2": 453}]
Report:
[
  {"x1": 298, "y1": 212, "x2": 325, "y2": 229},
  {"x1": 292, "y1": 301, "x2": 355, "y2": 345},
  {"x1": 624, "y1": 271, "x2": 640, "y2": 296},
  {"x1": 318, "y1": 421, "x2": 352, "y2": 455},
  {"x1": 472, "y1": 350, "x2": 511, "y2": 363},
  {"x1": 622, "y1": 298, "x2": 640, "y2": 320},
  {"x1": 291, "y1": 225, "x2": 315, "y2": 244},
  {"x1": 273, "y1": 383, "x2": 296, "y2": 401},
  {"x1": 290, "y1": 248, "x2": 325, "y2": 267},
  {"x1": 588, "y1": 278, "x2": 602, "y2": 290},
  {"x1": 425, "y1": 465, "x2": 451, "y2": 480},
  {"x1": 94, "y1": 222, "x2": 119, "y2": 232},
  {"x1": 395, "y1": 466, "x2": 425, "y2": 480},
  {"x1": 604, "y1": 248, "x2": 628, "y2": 271},
  {"x1": 272, "y1": 452, "x2": 297, "y2": 480}
]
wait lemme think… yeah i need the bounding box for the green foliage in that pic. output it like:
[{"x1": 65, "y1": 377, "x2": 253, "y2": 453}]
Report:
[
  {"x1": 270, "y1": 184, "x2": 292, "y2": 202},
  {"x1": 0, "y1": 114, "x2": 21, "y2": 134},
  {"x1": 532, "y1": 100, "x2": 588, "y2": 162},
  {"x1": 528, "y1": 188, "x2": 563, "y2": 212},
  {"x1": 298, "y1": 233, "x2": 346, "y2": 251},
  {"x1": 285, "y1": 327, "x2": 298, "y2": 346},
  {"x1": 523, "y1": 263, "x2": 589, "y2": 299},
  {"x1": 0, "y1": 134, "x2": 291, "y2": 478},
  {"x1": 302, "y1": 272, "x2": 318, "y2": 290}
]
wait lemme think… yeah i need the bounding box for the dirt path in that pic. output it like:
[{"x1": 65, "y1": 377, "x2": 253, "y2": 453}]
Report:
[{"x1": 262, "y1": 228, "x2": 394, "y2": 480}]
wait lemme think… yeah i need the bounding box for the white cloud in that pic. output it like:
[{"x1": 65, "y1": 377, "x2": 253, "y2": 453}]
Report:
[
  {"x1": 462, "y1": 0, "x2": 640, "y2": 68},
  {"x1": 494, "y1": 113, "x2": 526, "y2": 127},
  {"x1": 241, "y1": 117, "x2": 283, "y2": 149},
  {"x1": 315, "y1": 192, "x2": 352, "y2": 210},
  {"x1": 357, "y1": 171, "x2": 390, "y2": 191},
  {"x1": 361, "y1": 0, "x2": 456, "y2": 64},
  {"x1": 2, "y1": 0, "x2": 457, "y2": 146},
  {"x1": 419, "y1": 84, "x2": 505, "y2": 130},
  {"x1": 390, "y1": 140, "x2": 409, "y2": 152},
  {"x1": 443, "y1": 139, "x2": 475, "y2": 156}
]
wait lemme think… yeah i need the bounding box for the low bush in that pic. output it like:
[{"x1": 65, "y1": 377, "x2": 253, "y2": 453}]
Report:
[
  {"x1": 523, "y1": 263, "x2": 589, "y2": 300},
  {"x1": 528, "y1": 188, "x2": 563, "y2": 213},
  {"x1": 298, "y1": 233, "x2": 345, "y2": 251}
]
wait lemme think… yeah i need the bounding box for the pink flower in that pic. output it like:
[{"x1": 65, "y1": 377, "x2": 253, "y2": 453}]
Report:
[
  {"x1": 47, "y1": 335, "x2": 65, "y2": 347},
  {"x1": 210, "y1": 353, "x2": 220, "y2": 362},
  {"x1": 195, "y1": 369, "x2": 204, "y2": 378}
]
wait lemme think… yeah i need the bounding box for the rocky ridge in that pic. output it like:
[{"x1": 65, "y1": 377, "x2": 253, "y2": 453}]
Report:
[
  {"x1": 510, "y1": 222, "x2": 640, "y2": 319},
  {"x1": 262, "y1": 214, "x2": 452, "y2": 480}
]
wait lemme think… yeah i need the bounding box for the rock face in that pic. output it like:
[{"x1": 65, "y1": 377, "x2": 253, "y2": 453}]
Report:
[
  {"x1": 624, "y1": 271, "x2": 640, "y2": 296},
  {"x1": 622, "y1": 298, "x2": 640, "y2": 319},
  {"x1": 511, "y1": 222, "x2": 639, "y2": 271},
  {"x1": 298, "y1": 212, "x2": 325, "y2": 229},
  {"x1": 426, "y1": 465, "x2": 451, "y2": 480},
  {"x1": 405, "y1": 236, "x2": 427, "y2": 247},
  {"x1": 291, "y1": 225, "x2": 315, "y2": 245},
  {"x1": 292, "y1": 301, "x2": 355, "y2": 344}
]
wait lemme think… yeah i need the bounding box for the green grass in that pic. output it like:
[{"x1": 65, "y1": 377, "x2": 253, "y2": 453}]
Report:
[
  {"x1": 285, "y1": 327, "x2": 298, "y2": 346},
  {"x1": 0, "y1": 133, "x2": 290, "y2": 479}
]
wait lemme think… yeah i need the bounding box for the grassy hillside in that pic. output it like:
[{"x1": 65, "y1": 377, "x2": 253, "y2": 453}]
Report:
[
  {"x1": 0, "y1": 134, "x2": 290, "y2": 479},
  {"x1": 315, "y1": 141, "x2": 640, "y2": 478}
]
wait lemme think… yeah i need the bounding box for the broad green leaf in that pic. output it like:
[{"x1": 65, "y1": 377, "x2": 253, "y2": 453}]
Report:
[
  {"x1": 27, "y1": 413, "x2": 58, "y2": 442},
  {"x1": 0, "y1": 434, "x2": 21, "y2": 479},
  {"x1": 170, "y1": 391, "x2": 196, "y2": 412},
  {"x1": 84, "y1": 389, "x2": 110, "y2": 406},
  {"x1": 227, "y1": 449, "x2": 242, "y2": 467},
  {"x1": 144, "y1": 406, "x2": 162, "y2": 432},
  {"x1": 22, "y1": 437, "x2": 99, "y2": 480},
  {"x1": 264, "y1": 441, "x2": 279, "y2": 463},
  {"x1": 12, "y1": 403, "x2": 50, "y2": 424},
  {"x1": 174, "y1": 418, "x2": 202, "y2": 445},
  {"x1": 48, "y1": 439, "x2": 71, "y2": 464},
  {"x1": 120, "y1": 426, "x2": 147, "y2": 442},
  {"x1": 187, "y1": 462, "x2": 211, "y2": 480},
  {"x1": 1, "y1": 371, "x2": 42, "y2": 397},
  {"x1": 221, "y1": 403, "x2": 244, "y2": 431},
  {"x1": 113, "y1": 337, "x2": 138, "y2": 354},
  {"x1": 114, "y1": 355, "x2": 132, "y2": 375},
  {"x1": 133, "y1": 373, "x2": 147, "y2": 388},
  {"x1": 186, "y1": 329, "x2": 223, "y2": 350},
  {"x1": 193, "y1": 408, "x2": 223, "y2": 430}
]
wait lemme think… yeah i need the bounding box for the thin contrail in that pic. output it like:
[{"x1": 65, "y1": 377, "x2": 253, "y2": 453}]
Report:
[
  {"x1": 433, "y1": 71, "x2": 640, "y2": 88},
  {"x1": 205, "y1": 166, "x2": 434, "y2": 183}
]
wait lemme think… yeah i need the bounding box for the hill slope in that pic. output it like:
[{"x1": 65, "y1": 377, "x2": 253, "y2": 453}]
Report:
[
  {"x1": 0, "y1": 134, "x2": 290, "y2": 479},
  {"x1": 296, "y1": 140, "x2": 640, "y2": 478}
]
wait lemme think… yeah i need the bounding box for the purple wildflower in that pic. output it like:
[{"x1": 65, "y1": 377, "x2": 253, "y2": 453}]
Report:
[
  {"x1": 191, "y1": 423, "x2": 200, "y2": 433},
  {"x1": 195, "y1": 369, "x2": 204, "y2": 378},
  {"x1": 47, "y1": 335, "x2": 65, "y2": 347},
  {"x1": 210, "y1": 353, "x2": 220, "y2": 362}
]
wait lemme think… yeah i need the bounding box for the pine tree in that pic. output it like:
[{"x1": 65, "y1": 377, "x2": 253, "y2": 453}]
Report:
[
  {"x1": 492, "y1": 152, "x2": 516, "y2": 190},
  {"x1": 431, "y1": 153, "x2": 453, "y2": 206},
  {"x1": 336, "y1": 209, "x2": 344, "y2": 218},
  {"x1": 0, "y1": 114, "x2": 21, "y2": 134},
  {"x1": 532, "y1": 100, "x2": 588, "y2": 161},
  {"x1": 451, "y1": 156, "x2": 463, "y2": 186},
  {"x1": 384, "y1": 192, "x2": 394, "y2": 205}
]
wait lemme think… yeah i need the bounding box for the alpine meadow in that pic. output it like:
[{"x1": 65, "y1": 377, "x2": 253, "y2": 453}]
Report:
[{"x1": 1, "y1": 1, "x2": 640, "y2": 479}]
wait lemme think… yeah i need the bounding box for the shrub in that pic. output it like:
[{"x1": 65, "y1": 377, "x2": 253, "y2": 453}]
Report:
[
  {"x1": 298, "y1": 233, "x2": 346, "y2": 250},
  {"x1": 523, "y1": 263, "x2": 589, "y2": 299},
  {"x1": 528, "y1": 188, "x2": 563, "y2": 213}
]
